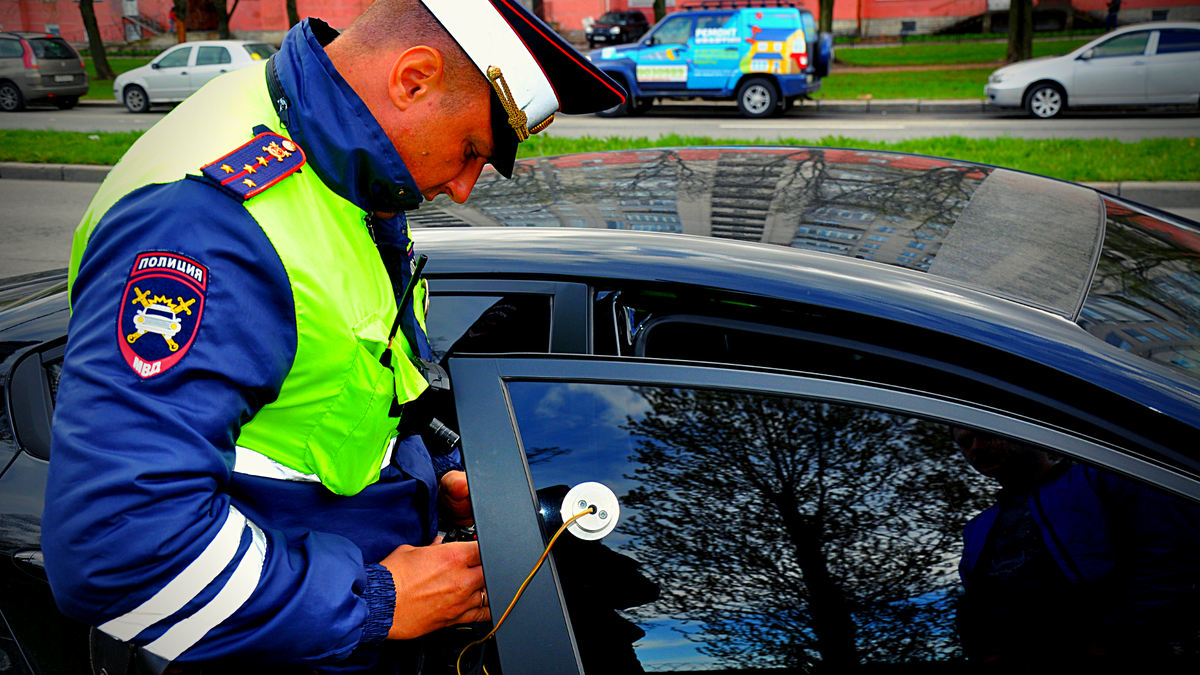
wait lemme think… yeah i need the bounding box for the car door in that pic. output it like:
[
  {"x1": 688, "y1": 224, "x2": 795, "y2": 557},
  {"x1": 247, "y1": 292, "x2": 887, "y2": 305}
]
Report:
[
  {"x1": 450, "y1": 352, "x2": 1200, "y2": 674},
  {"x1": 634, "y1": 14, "x2": 693, "y2": 92},
  {"x1": 1146, "y1": 28, "x2": 1200, "y2": 104},
  {"x1": 142, "y1": 45, "x2": 193, "y2": 101},
  {"x1": 688, "y1": 11, "x2": 739, "y2": 91},
  {"x1": 1071, "y1": 30, "x2": 1151, "y2": 105},
  {"x1": 189, "y1": 45, "x2": 232, "y2": 93}
]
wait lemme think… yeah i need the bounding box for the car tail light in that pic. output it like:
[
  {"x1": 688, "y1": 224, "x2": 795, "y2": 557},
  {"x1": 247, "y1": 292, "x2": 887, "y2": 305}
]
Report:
[
  {"x1": 21, "y1": 40, "x2": 38, "y2": 69},
  {"x1": 790, "y1": 35, "x2": 808, "y2": 69}
]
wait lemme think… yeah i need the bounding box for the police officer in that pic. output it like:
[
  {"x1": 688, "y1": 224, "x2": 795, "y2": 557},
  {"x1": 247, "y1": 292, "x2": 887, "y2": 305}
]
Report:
[{"x1": 42, "y1": 0, "x2": 624, "y2": 671}]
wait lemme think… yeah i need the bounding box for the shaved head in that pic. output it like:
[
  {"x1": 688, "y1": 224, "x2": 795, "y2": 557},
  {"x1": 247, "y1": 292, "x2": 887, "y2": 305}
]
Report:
[{"x1": 330, "y1": 0, "x2": 487, "y2": 106}]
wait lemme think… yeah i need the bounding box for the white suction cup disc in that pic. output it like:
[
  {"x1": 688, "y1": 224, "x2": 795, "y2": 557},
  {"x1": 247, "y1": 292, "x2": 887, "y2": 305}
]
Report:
[{"x1": 561, "y1": 482, "x2": 620, "y2": 540}]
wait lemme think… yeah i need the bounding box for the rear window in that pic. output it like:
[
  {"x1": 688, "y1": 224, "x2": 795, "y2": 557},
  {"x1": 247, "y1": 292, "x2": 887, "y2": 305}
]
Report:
[
  {"x1": 29, "y1": 37, "x2": 75, "y2": 59},
  {"x1": 0, "y1": 39, "x2": 22, "y2": 58},
  {"x1": 598, "y1": 12, "x2": 624, "y2": 24},
  {"x1": 242, "y1": 43, "x2": 276, "y2": 60},
  {"x1": 1157, "y1": 29, "x2": 1200, "y2": 54}
]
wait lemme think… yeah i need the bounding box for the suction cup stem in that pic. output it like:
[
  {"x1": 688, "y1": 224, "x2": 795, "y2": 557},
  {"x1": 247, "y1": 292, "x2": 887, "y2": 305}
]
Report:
[{"x1": 561, "y1": 482, "x2": 620, "y2": 540}]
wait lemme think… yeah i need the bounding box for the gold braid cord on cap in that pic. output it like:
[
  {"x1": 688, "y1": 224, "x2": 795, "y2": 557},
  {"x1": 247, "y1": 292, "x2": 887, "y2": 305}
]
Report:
[{"x1": 487, "y1": 66, "x2": 554, "y2": 141}]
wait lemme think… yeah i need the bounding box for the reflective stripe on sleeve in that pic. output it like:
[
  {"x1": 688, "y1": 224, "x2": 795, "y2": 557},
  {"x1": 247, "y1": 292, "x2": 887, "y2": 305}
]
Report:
[
  {"x1": 143, "y1": 520, "x2": 269, "y2": 661},
  {"x1": 233, "y1": 437, "x2": 397, "y2": 483},
  {"x1": 99, "y1": 507, "x2": 248, "y2": 641}
]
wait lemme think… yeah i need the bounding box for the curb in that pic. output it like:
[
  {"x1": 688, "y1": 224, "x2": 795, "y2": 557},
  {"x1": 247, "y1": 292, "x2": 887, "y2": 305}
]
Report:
[
  {"x1": 809, "y1": 98, "x2": 992, "y2": 114},
  {"x1": 0, "y1": 162, "x2": 111, "y2": 183}
]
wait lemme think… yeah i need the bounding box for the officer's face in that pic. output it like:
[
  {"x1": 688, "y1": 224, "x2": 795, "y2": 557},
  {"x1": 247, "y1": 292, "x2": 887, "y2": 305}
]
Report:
[
  {"x1": 952, "y1": 427, "x2": 1057, "y2": 488},
  {"x1": 401, "y1": 87, "x2": 493, "y2": 204}
]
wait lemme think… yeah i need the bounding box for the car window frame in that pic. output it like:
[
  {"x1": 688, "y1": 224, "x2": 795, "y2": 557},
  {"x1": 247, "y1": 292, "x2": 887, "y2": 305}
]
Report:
[
  {"x1": 1152, "y1": 27, "x2": 1200, "y2": 55},
  {"x1": 1088, "y1": 29, "x2": 1152, "y2": 59},
  {"x1": 427, "y1": 279, "x2": 589, "y2": 354},
  {"x1": 195, "y1": 45, "x2": 232, "y2": 66},
  {"x1": 644, "y1": 14, "x2": 694, "y2": 46},
  {"x1": 154, "y1": 45, "x2": 193, "y2": 69},
  {"x1": 449, "y1": 354, "x2": 1200, "y2": 675}
]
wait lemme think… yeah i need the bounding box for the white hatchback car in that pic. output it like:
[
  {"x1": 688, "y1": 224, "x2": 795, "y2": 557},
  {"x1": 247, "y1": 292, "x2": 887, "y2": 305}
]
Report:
[
  {"x1": 113, "y1": 40, "x2": 277, "y2": 113},
  {"x1": 986, "y1": 21, "x2": 1200, "y2": 118}
]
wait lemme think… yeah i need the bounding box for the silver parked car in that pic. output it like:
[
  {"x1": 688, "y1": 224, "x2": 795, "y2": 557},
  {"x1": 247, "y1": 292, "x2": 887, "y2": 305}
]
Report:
[
  {"x1": 986, "y1": 21, "x2": 1200, "y2": 118},
  {"x1": 0, "y1": 32, "x2": 89, "y2": 112},
  {"x1": 113, "y1": 40, "x2": 277, "y2": 113}
]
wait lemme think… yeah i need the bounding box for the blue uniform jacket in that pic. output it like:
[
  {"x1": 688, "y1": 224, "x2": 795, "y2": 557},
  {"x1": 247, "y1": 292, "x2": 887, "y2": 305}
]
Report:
[
  {"x1": 959, "y1": 464, "x2": 1200, "y2": 641},
  {"x1": 42, "y1": 19, "x2": 460, "y2": 669}
]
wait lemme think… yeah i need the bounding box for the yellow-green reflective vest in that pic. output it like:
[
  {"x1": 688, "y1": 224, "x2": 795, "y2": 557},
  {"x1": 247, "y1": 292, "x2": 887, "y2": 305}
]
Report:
[{"x1": 69, "y1": 64, "x2": 429, "y2": 496}]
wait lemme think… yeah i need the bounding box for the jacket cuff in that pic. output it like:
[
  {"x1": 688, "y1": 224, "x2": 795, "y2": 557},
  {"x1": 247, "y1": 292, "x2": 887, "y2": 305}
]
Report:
[
  {"x1": 360, "y1": 563, "x2": 395, "y2": 645},
  {"x1": 431, "y1": 448, "x2": 464, "y2": 481}
]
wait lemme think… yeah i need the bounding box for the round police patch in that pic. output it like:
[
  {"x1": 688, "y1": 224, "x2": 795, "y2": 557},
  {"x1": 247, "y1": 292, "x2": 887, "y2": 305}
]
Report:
[{"x1": 118, "y1": 252, "x2": 208, "y2": 378}]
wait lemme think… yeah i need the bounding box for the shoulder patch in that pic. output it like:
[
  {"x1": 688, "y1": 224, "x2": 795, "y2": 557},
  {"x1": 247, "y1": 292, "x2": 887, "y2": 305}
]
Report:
[
  {"x1": 119, "y1": 252, "x2": 208, "y2": 378},
  {"x1": 200, "y1": 131, "x2": 306, "y2": 201}
]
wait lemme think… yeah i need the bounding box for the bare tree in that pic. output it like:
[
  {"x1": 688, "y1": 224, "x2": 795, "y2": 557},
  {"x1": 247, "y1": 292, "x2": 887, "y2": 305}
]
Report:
[
  {"x1": 287, "y1": 0, "x2": 300, "y2": 29},
  {"x1": 78, "y1": 0, "x2": 115, "y2": 80},
  {"x1": 209, "y1": 0, "x2": 242, "y2": 40},
  {"x1": 653, "y1": 0, "x2": 666, "y2": 22},
  {"x1": 620, "y1": 388, "x2": 994, "y2": 667},
  {"x1": 1006, "y1": 0, "x2": 1034, "y2": 62},
  {"x1": 174, "y1": 0, "x2": 188, "y2": 43},
  {"x1": 819, "y1": 0, "x2": 834, "y2": 33}
]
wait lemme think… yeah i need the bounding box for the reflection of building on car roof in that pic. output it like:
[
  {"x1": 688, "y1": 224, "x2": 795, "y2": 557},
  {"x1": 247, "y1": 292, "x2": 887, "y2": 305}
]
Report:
[{"x1": 129, "y1": 304, "x2": 183, "y2": 352}]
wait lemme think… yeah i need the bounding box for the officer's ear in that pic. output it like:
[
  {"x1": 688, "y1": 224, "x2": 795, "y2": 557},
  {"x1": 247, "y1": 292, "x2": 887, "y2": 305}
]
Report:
[{"x1": 388, "y1": 45, "x2": 446, "y2": 112}]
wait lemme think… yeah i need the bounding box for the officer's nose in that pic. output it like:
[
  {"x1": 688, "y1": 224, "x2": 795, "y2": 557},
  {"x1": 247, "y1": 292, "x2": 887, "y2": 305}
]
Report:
[{"x1": 444, "y1": 157, "x2": 488, "y2": 204}]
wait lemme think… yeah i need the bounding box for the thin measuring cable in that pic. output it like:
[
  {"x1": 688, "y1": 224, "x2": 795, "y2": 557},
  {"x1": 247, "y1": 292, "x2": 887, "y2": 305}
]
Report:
[{"x1": 457, "y1": 507, "x2": 596, "y2": 675}]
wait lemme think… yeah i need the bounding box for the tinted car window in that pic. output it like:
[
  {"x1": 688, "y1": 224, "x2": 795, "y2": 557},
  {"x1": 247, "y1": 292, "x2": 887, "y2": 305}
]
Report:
[
  {"x1": 426, "y1": 294, "x2": 550, "y2": 361},
  {"x1": 1156, "y1": 28, "x2": 1200, "y2": 54},
  {"x1": 1092, "y1": 31, "x2": 1150, "y2": 58},
  {"x1": 695, "y1": 12, "x2": 735, "y2": 31},
  {"x1": 510, "y1": 381, "x2": 1200, "y2": 670},
  {"x1": 28, "y1": 37, "x2": 74, "y2": 59},
  {"x1": 242, "y1": 43, "x2": 276, "y2": 60},
  {"x1": 196, "y1": 46, "x2": 231, "y2": 65},
  {"x1": 1078, "y1": 198, "x2": 1200, "y2": 380},
  {"x1": 649, "y1": 15, "x2": 692, "y2": 45},
  {"x1": 156, "y1": 47, "x2": 191, "y2": 68},
  {"x1": 0, "y1": 39, "x2": 22, "y2": 58}
]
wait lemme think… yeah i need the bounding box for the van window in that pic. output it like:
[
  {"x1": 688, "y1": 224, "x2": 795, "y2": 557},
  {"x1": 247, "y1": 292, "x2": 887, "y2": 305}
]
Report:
[
  {"x1": 28, "y1": 37, "x2": 75, "y2": 59},
  {"x1": 0, "y1": 39, "x2": 22, "y2": 58}
]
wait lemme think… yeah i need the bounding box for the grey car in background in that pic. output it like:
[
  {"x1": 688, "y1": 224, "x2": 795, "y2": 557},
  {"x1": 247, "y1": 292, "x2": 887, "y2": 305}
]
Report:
[
  {"x1": 986, "y1": 21, "x2": 1200, "y2": 118},
  {"x1": 0, "y1": 32, "x2": 88, "y2": 112}
]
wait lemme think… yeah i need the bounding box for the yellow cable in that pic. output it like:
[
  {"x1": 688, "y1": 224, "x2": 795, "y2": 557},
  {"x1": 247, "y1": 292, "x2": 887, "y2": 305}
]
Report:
[{"x1": 456, "y1": 508, "x2": 595, "y2": 675}]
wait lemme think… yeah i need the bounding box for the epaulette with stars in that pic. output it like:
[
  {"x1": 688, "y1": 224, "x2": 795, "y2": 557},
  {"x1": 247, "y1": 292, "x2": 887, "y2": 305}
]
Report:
[{"x1": 200, "y1": 128, "x2": 306, "y2": 201}]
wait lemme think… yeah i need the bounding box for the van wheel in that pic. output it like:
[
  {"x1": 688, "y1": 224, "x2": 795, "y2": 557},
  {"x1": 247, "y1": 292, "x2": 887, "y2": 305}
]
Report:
[
  {"x1": 627, "y1": 97, "x2": 654, "y2": 116},
  {"x1": 737, "y1": 78, "x2": 778, "y2": 118},
  {"x1": 124, "y1": 85, "x2": 150, "y2": 113},
  {"x1": 0, "y1": 82, "x2": 25, "y2": 112},
  {"x1": 54, "y1": 96, "x2": 79, "y2": 110}
]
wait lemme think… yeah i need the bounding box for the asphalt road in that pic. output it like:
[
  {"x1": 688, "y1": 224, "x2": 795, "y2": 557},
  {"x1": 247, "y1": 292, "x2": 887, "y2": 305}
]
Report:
[
  {"x1": 3, "y1": 178, "x2": 1197, "y2": 280},
  {"x1": 3, "y1": 102, "x2": 1198, "y2": 142}
]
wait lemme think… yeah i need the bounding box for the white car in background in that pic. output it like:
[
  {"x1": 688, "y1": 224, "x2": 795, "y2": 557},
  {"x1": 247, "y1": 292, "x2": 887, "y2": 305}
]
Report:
[
  {"x1": 986, "y1": 21, "x2": 1200, "y2": 118},
  {"x1": 113, "y1": 40, "x2": 277, "y2": 113}
]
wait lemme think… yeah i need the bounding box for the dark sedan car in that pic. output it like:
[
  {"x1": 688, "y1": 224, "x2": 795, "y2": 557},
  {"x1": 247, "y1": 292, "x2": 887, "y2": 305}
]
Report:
[
  {"x1": 3, "y1": 148, "x2": 1200, "y2": 674},
  {"x1": 585, "y1": 10, "x2": 650, "y2": 49}
]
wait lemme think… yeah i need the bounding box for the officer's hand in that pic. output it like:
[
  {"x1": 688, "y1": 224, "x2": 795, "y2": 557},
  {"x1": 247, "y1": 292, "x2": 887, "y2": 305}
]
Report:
[
  {"x1": 382, "y1": 539, "x2": 490, "y2": 640},
  {"x1": 439, "y1": 470, "x2": 474, "y2": 526}
]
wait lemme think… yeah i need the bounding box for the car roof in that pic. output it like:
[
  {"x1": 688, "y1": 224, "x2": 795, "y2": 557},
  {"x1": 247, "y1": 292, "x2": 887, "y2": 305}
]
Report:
[
  {"x1": 0, "y1": 32, "x2": 68, "y2": 39},
  {"x1": 413, "y1": 147, "x2": 1106, "y2": 320},
  {"x1": 1110, "y1": 21, "x2": 1200, "y2": 32}
]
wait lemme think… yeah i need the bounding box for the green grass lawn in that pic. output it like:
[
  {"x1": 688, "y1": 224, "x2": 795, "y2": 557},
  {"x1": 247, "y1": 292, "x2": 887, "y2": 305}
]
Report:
[
  {"x1": 836, "y1": 39, "x2": 1092, "y2": 67},
  {"x1": 819, "y1": 68, "x2": 992, "y2": 100},
  {"x1": 4, "y1": 130, "x2": 1195, "y2": 183},
  {"x1": 83, "y1": 57, "x2": 152, "y2": 100}
]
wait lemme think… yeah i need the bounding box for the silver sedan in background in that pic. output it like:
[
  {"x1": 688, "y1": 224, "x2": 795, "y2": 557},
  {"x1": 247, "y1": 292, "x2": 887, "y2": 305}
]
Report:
[
  {"x1": 113, "y1": 40, "x2": 277, "y2": 113},
  {"x1": 986, "y1": 21, "x2": 1200, "y2": 118}
]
